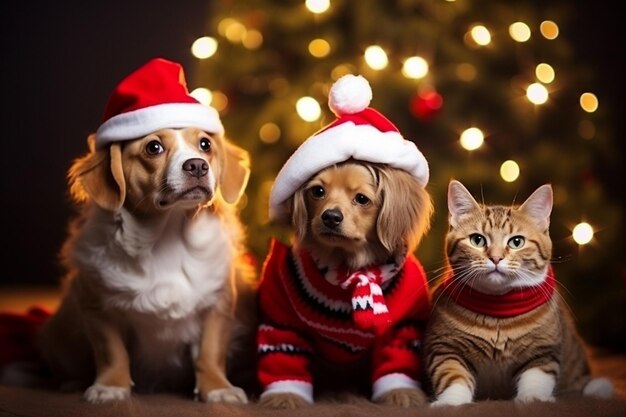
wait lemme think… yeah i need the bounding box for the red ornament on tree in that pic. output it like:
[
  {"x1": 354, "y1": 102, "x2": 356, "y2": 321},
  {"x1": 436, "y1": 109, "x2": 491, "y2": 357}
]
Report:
[{"x1": 410, "y1": 90, "x2": 443, "y2": 121}]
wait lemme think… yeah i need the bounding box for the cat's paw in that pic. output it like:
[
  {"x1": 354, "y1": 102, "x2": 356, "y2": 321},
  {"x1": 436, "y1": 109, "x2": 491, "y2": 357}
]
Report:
[
  {"x1": 515, "y1": 392, "x2": 555, "y2": 403},
  {"x1": 431, "y1": 382, "x2": 473, "y2": 407},
  {"x1": 374, "y1": 387, "x2": 428, "y2": 407},
  {"x1": 84, "y1": 383, "x2": 130, "y2": 403},
  {"x1": 258, "y1": 392, "x2": 310, "y2": 409},
  {"x1": 583, "y1": 377, "x2": 614, "y2": 399},
  {"x1": 516, "y1": 368, "x2": 556, "y2": 403}
]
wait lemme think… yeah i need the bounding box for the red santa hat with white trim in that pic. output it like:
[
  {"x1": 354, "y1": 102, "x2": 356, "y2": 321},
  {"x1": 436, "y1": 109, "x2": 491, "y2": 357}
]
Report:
[
  {"x1": 95, "y1": 57, "x2": 223, "y2": 148},
  {"x1": 269, "y1": 74, "x2": 430, "y2": 222}
]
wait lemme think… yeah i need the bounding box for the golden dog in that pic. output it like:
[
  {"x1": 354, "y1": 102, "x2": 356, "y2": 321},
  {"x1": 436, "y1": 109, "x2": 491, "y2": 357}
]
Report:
[
  {"x1": 37, "y1": 125, "x2": 255, "y2": 404},
  {"x1": 257, "y1": 160, "x2": 433, "y2": 408}
]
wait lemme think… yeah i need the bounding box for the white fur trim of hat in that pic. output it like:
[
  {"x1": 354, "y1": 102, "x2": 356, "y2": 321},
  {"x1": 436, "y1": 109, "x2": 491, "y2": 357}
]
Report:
[{"x1": 268, "y1": 74, "x2": 429, "y2": 222}]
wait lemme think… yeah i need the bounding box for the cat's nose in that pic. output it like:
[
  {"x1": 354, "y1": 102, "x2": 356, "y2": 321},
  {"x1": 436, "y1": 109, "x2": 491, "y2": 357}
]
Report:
[
  {"x1": 490, "y1": 256, "x2": 502, "y2": 265},
  {"x1": 322, "y1": 208, "x2": 343, "y2": 229}
]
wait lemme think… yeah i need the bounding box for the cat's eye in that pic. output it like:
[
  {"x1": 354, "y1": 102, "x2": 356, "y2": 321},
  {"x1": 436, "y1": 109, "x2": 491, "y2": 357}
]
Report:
[
  {"x1": 308, "y1": 186, "x2": 326, "y2": 199},
  {"x1": 507, "y1": 235, "x2": 525, "y2": 249},
  {"x1": 354, "y1": 193, "x2": 370, "y2": 206},
  {"x1": 469, "y1": 233, "x2": 486, "y2": 248},
  {"x1": 145, "y1": 140, "x2": 165, "y2": 155}
]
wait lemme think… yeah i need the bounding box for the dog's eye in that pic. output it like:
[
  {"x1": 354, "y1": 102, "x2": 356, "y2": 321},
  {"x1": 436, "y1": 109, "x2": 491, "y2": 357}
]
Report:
[
  {"x1": 354, "y1": 193, "x2": 370, "y2": 206},
  {"x1": 146, "y1": 140, "x2": 164, "y2": 155},
  {"x1": 199, "y1": 137, "x2": 212, "y2": 153},
  {"x1": 308, "y1": 186, "x2": 325, "y2": 199}
]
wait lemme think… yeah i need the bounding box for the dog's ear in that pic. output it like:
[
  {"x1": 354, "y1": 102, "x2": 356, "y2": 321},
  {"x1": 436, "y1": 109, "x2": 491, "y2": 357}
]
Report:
[
  {"x1": 219, "y1": 139, "x2": 251, "y2": 204},
  {"x1": 376, "y1": 167, "x2": 433, "y2": 255},
  {"x1": 289, "y1": 188, "x2": 308, "y2": 242},
  {"x1": 68, "y1": 134, "x2": 126, "y2": 211}
]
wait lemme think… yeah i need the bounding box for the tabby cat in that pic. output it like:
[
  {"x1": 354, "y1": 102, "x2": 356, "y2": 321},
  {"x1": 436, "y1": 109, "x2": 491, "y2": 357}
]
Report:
[{"x1": 423, "y1": 179, "x2": 613, "y2": 406}]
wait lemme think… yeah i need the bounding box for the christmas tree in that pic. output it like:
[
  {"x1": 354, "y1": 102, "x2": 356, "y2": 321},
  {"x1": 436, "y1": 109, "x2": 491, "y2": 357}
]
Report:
[{"x1": 190, "y1": 0, "x2": 624, "y2": 350}]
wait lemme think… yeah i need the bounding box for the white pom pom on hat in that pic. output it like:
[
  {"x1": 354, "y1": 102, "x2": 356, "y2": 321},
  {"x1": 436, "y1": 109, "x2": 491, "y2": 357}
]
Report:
[
  {"x1": 328, "y1": 74, "x2": 373, "y2": 115},
  {"x1": 95, "y1": 57, "x2": 224, "y2": 149},
  {"x1": 269, "y1": 73, "x2": 430, "y2": 222}
]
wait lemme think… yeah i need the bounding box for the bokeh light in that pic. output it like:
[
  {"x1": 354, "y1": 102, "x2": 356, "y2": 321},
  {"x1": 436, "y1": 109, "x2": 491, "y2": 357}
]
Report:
[
  {"x1": 572, "y1": 222, "x2": 594, "y2": 245},
  {"x1": 402, "y1": 56, "x2": 429, "y2": 79},
  {"x1": 309, "y1": 38, "x2": 331, "y2": 58},
  {"x1": 535, "y1": 63, "x2": 555, "y2": 84},
  {"x1": 306, "y1": 0, "x2": 330, "y2": 14},
  {"x1": 190, "y1": 88, "x2": 212, "y2": 106},
  {"x1": 364, "y1": 45, "x2": 388, "y2": 70},
  {"x1": 580, "y1": 92, "x2": 599, "y2": 112},
  {"x1": 191, "y1": 36, "x2": 218, "y2": 59},
  {"x1": 509, "y1": 22, "x2": 531, "y2": 42},
  {"x1": 500, "y1": 160, "x2": 520, "y2": 182},
  {"x1": 296, "y1": 96, "x2": 321, "y2": 121},
  {"x1": 526, "y1": 83, "x2": 549, "y2": 104},
  {"x1": 259, "y1": 123, "x2": 281, "y2": 143},
  {"x1": 540, "y1": 20, "x2": 559, "y2": 40},
  {"x1": 470, "y1": 25, "x2": 491, "y2": 46},
  {"x1": 460, "y1": 127, "x2": 484, "y2": 150}
]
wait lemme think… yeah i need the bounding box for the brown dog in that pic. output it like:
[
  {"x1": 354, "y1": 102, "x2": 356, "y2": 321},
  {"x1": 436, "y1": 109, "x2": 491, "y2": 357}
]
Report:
[{"x1": 36, "y1": 58, "x2": 256, "y2": 404}]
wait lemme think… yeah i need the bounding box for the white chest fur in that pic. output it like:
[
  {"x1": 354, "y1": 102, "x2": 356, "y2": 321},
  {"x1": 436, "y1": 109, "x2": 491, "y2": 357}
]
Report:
[{"x1": 74, "y1": 206, "x2": 234, "y2": 325}]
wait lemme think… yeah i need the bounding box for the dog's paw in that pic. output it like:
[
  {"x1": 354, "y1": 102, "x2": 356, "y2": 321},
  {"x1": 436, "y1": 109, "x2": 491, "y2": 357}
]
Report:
[
  {"x1": 198, "y1": 386, "x2": 248, "y2": 404},
  {"x1": 374, "y1": 387, "x2": 428, "y2": 407},
  {"x1": 258, "y1": 392, "x2": 310, "y2": 409},
  {"x1": 84, "y1": 383, "x2": 130, "y2": 404}
]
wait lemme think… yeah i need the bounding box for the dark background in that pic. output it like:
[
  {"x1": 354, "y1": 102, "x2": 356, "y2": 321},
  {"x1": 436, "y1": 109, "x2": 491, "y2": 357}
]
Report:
[{"x1": 1, "y1": 1, "x2": 624, "y2": 289}]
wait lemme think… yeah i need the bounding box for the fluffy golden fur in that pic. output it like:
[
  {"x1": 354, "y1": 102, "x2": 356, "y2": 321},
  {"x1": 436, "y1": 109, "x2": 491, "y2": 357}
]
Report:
[
  {"x1": 37, "y1": 127, "x2": 256, "y2": 404},
  {"x1": 259, "y1": 160, "x2": 433, "y2": 409},
  {"x1": 291, "y1": 161, "x2": 432, "y2": 269}
]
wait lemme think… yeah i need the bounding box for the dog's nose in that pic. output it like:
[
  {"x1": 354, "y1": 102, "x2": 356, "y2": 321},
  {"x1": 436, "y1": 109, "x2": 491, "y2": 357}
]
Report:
[
  {"x1": 322, "y1": 209, "x2": 343, "y2": 229},
  {"x1": 183, "y1": 158, "x2": 209, "y2": 178}
]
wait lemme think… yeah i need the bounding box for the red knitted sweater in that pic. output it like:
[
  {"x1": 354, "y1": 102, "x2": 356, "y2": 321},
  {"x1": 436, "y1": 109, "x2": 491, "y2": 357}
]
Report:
[{"x1": 256, "y1": 239, "x2": 430, "y2": 401}]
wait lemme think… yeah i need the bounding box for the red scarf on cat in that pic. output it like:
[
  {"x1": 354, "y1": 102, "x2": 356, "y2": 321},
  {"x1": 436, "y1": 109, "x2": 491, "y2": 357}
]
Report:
[{"x1": 441, "y1": 267, "x2": 556, "y2": 318}]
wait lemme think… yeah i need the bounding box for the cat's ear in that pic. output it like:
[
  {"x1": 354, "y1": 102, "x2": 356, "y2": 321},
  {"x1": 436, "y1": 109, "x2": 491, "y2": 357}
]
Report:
[
  {"x1": 519, "y1": 184, "x2": 553, "y2": 231},
  {"x1": 448, "y1": 180, "x2": 480, "y2": 227}
]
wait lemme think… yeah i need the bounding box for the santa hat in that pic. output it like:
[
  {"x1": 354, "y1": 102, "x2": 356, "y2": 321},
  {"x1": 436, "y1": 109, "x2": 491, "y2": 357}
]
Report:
[
  {"x1": 95, "y1": 57, "x2": 223, "y2": 148},
  {"x1": 269, "y1": 74, "x2": 429, "y2": 222}
]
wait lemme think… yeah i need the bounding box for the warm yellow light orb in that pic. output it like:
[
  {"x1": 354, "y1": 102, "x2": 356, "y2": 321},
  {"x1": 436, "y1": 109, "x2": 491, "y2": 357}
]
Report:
[
  {"x1": 535, "y1": 63, "x2": 555, "y2": 84},
  {"x1": 470, "y1": 25, "x2": 491, "y2": 46},
  {"x1": 190, "y1": 88, "x2": 212, "y2": 106},
  {"x1": 191, "y1": 37, "x2": 218, "y2": 59},
  {"x1": 572, "y1": 222, "x2": 594, "y2": 245},
  {"x1": 509, "y1": 22, "x2": 531, "y2": 42},
  {"x1": 309, "y1": 38, "x2": 331, "y2": 58},
  {"x1": 540, "y1": 20, "x2": 559, "y2": 40},
  {"x1": 402, "y1": 56, "x2": 429, "y2": 79},
  {"x1": 331, "y1": 64, "x2": 354, "y2": 80},
  {"x1": 456, "y1": 63, "x2": 477, "y2": 81},
  {"x1": 460, "y1": 127, "x2": 484, "y2": 151},
  {"x1": 526, "y1": 83, "x2": 549, "y2": 105},
  {"x1": 364, "y1": 45, "x2": 388, "y2": 70},
  {"x1": 306, "y1": 0, "x2": 330, "y2": 14},
  {"x1": 224, "y1": 21, "x2": 246, "y2": 43},
  {"x1": 242, "y1": 30, "x2": 263, "y2": 49},
  {"x1": 500, "y1": 160, "x2": 520, "y2": 182},
  {"x1": 296, "y1": 96, "x2": 321, "y2": 122},
  {"x1": 211, "y1": 91, "x2": 228, "y2": 112},
  {"x1": 259, "y1": 123, "x2": 281, "y2": 143},
  {"x1": 580, "y1": 92, "x2": 599, "y2": 113}
]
